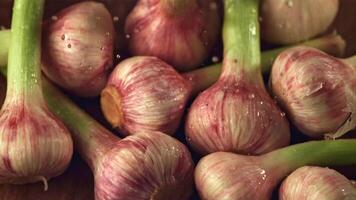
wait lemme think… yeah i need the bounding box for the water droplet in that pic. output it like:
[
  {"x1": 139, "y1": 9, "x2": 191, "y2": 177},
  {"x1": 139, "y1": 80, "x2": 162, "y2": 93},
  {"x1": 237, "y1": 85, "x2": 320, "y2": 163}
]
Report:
[
  {"x1": 249, "y1": 23, "x2": 256, "y2": 35},
  {"x1": 186, "y1": 136, "x2": 191, "y2": 142},
  {"x1": 286, "y1": 0, "x2": 294, "y2": 7},
  {"x1": 260, "y1": 101, "x2": 264, "y2": 105},
  {"x1": 67, "y1": 43, "x2": 72, "y2": 48},
  {"x1": 113, "y1": 16, "x2": 119, "y2": 22},
  {"x1": 211, "y1": 56, "x2": 219, "y2": 63},
  {"x1": 248, "y1": 93, "x2": 255, "y2": 99},
  {"x1": 51, "y1": 15, "x2": 58, "y2": 21},
  {"x1": 116, "y1": 54, "x2": 121, "y2": 59},
  {"x1": 125, "y1": 34, "x2": 131, "y2": 39},
  {"x1": 280, "y1": 112, "x2": 286, "y2": 117},
  {"x1": 257, "y1": 112, "x2": 260, "y2": 116},
  {"x1": 100, "y1": 46, "x2": 105, "y2": 51}
]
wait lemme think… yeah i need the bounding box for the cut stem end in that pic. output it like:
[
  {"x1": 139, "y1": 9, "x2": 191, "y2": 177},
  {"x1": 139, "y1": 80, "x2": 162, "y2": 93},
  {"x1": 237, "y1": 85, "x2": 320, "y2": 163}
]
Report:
[{"x1": 100, "y1": 86, "x2": 124, "y2": 129}]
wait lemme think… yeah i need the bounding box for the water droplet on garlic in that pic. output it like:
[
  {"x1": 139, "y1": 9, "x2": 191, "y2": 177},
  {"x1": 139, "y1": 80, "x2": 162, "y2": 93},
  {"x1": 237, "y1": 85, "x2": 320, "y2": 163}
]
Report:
[
  {"x1": 113, "y1": 16, "x2": 119, "y2": 22},
  {"x1": 51, "y1": 15, "x2": 58, "y2": 21},
  {"x1": 286, "y1": 0, "x2": 294, "y2": 8},
  {"x1": 211, "y1": 56, "x2": 219, "y2": 63}
]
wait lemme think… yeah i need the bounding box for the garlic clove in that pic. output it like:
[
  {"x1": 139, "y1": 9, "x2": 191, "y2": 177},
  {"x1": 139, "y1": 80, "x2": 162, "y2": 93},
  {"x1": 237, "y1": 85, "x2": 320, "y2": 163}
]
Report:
[{"x1": 101, "y1": 56, "x2": 191, "y2": 136}]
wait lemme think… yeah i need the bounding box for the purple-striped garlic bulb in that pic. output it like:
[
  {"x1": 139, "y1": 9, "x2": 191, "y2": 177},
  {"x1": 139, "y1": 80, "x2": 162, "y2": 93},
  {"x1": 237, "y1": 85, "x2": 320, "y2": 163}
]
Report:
[
  {"x1": 270, "y1": 46, "x2": 356, "y2": 138},
  {"x1": 100, "y1": 56, "x2": 191, "y2": 136},
  {"x1": 279, "y1": 166, "x2": 356, "y2": 200},
  {"x1": 93, "y1": 131, "x2": 194, "y2": 200},
  {"x1": 185, "y1": 60, "x2": 290, "y2": 155},
  {"x1": 42, "y1": 1, "x2": 115, "y2": 97},
  {"x1": 125, "y1": 0, "x2": 221, "y2": 71},
  {"x1": 195, "y1": 152, "x2": 278, "y2": 200},
  {"x1": 0, "y1": 100, "x2": 73, "y2": 185},
  {"x1": 261, "y1": 0, "x2": 339, "y2": 44}
]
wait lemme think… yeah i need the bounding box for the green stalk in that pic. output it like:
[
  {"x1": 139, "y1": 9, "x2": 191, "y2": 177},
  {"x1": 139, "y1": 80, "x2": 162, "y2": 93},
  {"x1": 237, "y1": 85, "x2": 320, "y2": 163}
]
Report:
[
  {"x1": 264, "y1": 139, "x2": 356, "y2": 176},
  {"x1": 42, "y1": 78, "x2": 118, "y2": 169},
  {"x1": 222, "y1": 0, "x2": 260, "y2": 78},
  {"x1": 0, "y1": 30, "x2": 10, "y2": 67},
  {"x1": 6, "y1": 0, "x2": 44, "y2": 103}
]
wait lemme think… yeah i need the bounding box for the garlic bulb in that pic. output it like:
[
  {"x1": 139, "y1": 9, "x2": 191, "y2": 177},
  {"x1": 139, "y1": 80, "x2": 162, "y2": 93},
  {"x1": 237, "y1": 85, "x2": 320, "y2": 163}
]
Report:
[
  {"x1": 100, "y1": 56, "x2": 191, "y2": 136},
  {"x1": 94, "y1": 131, "x2": 194, "y2": 200},
  {"x1": 280, "y1": 166, "x2": 356, "y2": 200},
  {"x1": 270, "y1": 46, "x2": 356, "y2": 138},
  {"x1": 125, "y1": 0, "x2": 221, "y2": 71},
  {"x1": 42, "y1": 1, "x2": 115, "y2": 97},
  {"x1": 261, "y1": 0, "x2": 339, "y2": 44}
]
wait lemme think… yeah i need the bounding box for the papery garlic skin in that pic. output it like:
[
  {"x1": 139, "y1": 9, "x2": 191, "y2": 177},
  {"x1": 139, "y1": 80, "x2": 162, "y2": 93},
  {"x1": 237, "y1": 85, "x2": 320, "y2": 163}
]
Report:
[
  {"x1": 94, "y1": 131, "x2": 194, "y2": 200},
  {"x1": 101, "y1": 56, "x2": 191, "y2": 136},
  {"x1": 125, "y1": 0, "x2": 221, "y2": 71},
  {"x1": 185, "y1": 70, "x2": 290, "y2": 155},
  {"x1": 42, "y1": 1, "x2": 115, "y2": 97},
  {"x1": 195, "y1": 152, "x2": 276, "y2": 200},
  {"x1": 0, "y1": 102, "x2": 73, "y2": 184},
  {"x1": 261, "y1": 0, "x2": 339, "y2": 44},
  {"x1": 270, "y1": 46, "x2": 356, "y2": 138},
  {"x1": 280, "y1": 166, "x2": 356, "y2": 200}
]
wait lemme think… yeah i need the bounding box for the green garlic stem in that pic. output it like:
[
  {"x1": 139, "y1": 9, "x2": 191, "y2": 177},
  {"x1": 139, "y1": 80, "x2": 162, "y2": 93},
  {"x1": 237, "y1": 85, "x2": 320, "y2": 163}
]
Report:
[
  {"x1": 42, "y1": 79, "x2": 118, "y2": 170},
  {"x1": 264, "y1": 139, "x2": 356, "y2": 177},
  {"x1": 0, "y1": 30, "x2": 10, "y2": 67},
  {"x1": 222, "y1": 0, "x2": 260, "y2": 76},
  {"x1": 6, "y1": 0, "x2": 45, "y2": 103}
]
